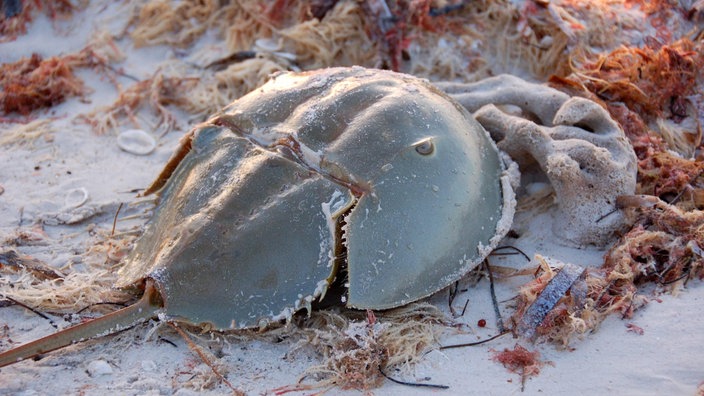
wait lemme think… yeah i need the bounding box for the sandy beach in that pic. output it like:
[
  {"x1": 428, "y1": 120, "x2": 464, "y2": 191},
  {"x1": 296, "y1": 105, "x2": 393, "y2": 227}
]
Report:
[{"x1": 1, "y1": 1, "x2": 703, "y2": 395}]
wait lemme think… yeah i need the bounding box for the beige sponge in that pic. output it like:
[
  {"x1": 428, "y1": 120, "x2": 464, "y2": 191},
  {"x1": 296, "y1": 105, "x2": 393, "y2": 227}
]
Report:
[{"x1": 438, "y1": 75, "x2": 637, "y2": 246}]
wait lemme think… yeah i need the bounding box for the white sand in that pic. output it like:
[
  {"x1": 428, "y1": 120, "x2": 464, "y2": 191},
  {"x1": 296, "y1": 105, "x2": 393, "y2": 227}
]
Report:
[{"x1": 0, "y1": 2, "x2": 702, "y2": 395}]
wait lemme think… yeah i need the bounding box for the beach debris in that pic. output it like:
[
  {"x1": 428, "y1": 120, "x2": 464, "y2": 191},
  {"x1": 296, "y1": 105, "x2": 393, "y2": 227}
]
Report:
[
  {"x1": 0, "y1": 53, "x2": 86, "y2": 116},
  {"x1": 120, "y1": 0, "x2": 601, "y2": 85},
  {"x1": 40, "y1": 204, "x2": 105, "y2": 226},
  {"x1": 0, "y1": 0, "x2": 75, "y2": 42},
  {"x1": 604, "y1": 196, "x2": 704, "y2": 294},
  {"x1": 625, "y1": 323, "x2": 644, "y2": 335},
  {"x1": 1, "y1": 0, "x2": 21, "y2": 18},
  {"x1": 0, "y1": 249, "x2": 63, "y2": 281},
  {"x1": 439, "y1": 74, "x2": 638, "y2": 246},
  {"x1": 5, "y1": 225, "x2": 50, "y2": 247},
  {"x1": 552, "y1": 39, "x2": 704, "y2": 209},
  {"x1": 168, "y1": 323, "x2": 242, "y2": 394},
  {"x1": 276, "y1": 303, "x2": 446, "y2": 393},
  {"x1": 512, "y1": 197, "x2": 703, "y2": 346},
  {"x1": 297, "y1": 312, "x2": 390, "y2": 392},
  {"x1": 564, "y1": 39, "x2": 703, "y2": 160},
  {"x1": 78, "y1": 73, "x2": 204, "y2": 135},
  {"x1": 86, "y1": 359, "x2": 113, "y2": 377},
  {"x1": 0, "y1": 119, "x2": 55, "y2": 147},
  {"x1": 0, "y1": 67, "x2": 515, "y2": 367},
  {"x1": 507, "y1": 36, "x2": 704, "y2": 346},
  {"x1": 127, "y1": 0, "x2": 376, "y2": 71},
  {"x1": 516, "y1": 261, "x2": 585, "y2": 339},
  {"x1": 64, "y1": 187, "x2": 89, "y2": 209},
  {"x1": 117, "y1": 129, "x2": 156, "y2": 155},
  {"x1": 129, "y1": 0, "x2": 218, "y2": 49},
  {"x1": 107, "y1": 0, "x2": 669, "y2": 139},
  {"x1": 492, "y1": 343, "x2": 551, "y2": 392},
  {"x1": 0, "y1": 33, "x2": 123, "y2": 117}
]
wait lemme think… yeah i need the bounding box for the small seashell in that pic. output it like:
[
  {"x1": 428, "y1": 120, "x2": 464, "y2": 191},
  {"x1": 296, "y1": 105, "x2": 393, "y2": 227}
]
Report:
[
  {"x1": 117, "y1": 129, "x2": 156, "y2": 155},
  {"x1": 86, "y1": 360, "x2": 113, "y2": 376},
  {"x1": 272, "y1": 51, "x2": 297, "y2": 61},
  {"x1": 64, "y1": 187, "x2": 88, "y2": 208},
  {"x1": 141, "y1": 360, "x2": 157, "y2": 372},
  {"x1": 254, "y1": 38, "x2": 281, "y2": 52}
]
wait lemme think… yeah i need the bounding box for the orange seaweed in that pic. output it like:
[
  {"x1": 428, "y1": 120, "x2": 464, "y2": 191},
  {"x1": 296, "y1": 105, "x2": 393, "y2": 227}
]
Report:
[
  {"x1": 0, "y1": 39, "x2": 121, "y2": 117},
  {"x1": 492, "y1": 344, "x2": 549, "y2": 391},
  {"x1": 561, "y1": 39, "x2": 704, "y2": 206},
  {"x1": 0, "y1": 0, "x2": 75, "y2": 42},
  {"x1": 574, "y1": 40, "x2": 700, "y2": 120},
  {"x1": 0, "y1": 53, "x2": 85, "y2": 116},
  {"x1": 638, "y1": 152, "x2": 704, "y2": 201}
]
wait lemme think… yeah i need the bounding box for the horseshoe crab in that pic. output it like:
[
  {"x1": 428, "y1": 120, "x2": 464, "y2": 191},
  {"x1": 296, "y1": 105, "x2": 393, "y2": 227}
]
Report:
[{"x1": 0, "y1": 67, "x2": 514, "y2": 367}]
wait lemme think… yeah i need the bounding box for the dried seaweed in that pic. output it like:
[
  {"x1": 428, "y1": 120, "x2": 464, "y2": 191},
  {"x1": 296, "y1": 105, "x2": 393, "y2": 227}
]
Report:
[
  {"x1": 117, "y1": 0, "x2": 666, "y2": 136},
  {"x1": 492, "y1": 343, "x2": 550, "y2": 391},
  {"x1": 0, "y1": 229, "x2": 134, "y2": 316},
  {"x1": 517, "y1": 35, "x2": 704, "y2": 346},
  {"x1": 607, "y1": 196, "x2": 704, "y2": 287},
  {"x1": 564, "y1": 39, "x2": 703, "y2": 158},
  {"x1": 275, "y1": 1, "x2": 376, "y2": 69},
  {"x1": 129, "y1": 0, "x2": 220, "y2": 48},
  {"x1": 638, "y1": 152, "x2": 704, "y2": 206},
  {"x1": 123, "y1": 0, "x2": 626, "y2": 85},
  {"x1": 572, "y1": 40, "x2": 700, "y2": 119},
  {"x1": 0, "y1": 118, "x2": 55, "y2": 146},
  {"x1": 513, "y1": 197, "x2": 703, "y2": 346},
  {"x1": 279, "y1": 304, "x2": 447, "y2": 392},
  {"x1": 0, "y1": 53, "x2": 85, "y2": 115},
  {"x1": 0, "y1": 31, "x2": 123, "y2": 118},
  {"x1": 0, "y1": 0, "x2": 76, "y2": 42},
  {"x1": 78, "y1": 70, "x2": 202, "y2": 135}
]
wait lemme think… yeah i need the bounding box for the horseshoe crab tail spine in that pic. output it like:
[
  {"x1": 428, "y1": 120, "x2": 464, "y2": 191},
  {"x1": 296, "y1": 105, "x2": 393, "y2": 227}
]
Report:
[{"x1": 0, "y1": 281, "x2": 163, "y2": 368}]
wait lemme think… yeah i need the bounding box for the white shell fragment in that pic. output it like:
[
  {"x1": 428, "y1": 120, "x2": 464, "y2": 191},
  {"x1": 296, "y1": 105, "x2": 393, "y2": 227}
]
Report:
[
  {"x1": 86, "y1": 359, "x2": 113, "y2": 376},
  {"x1": 64, "y1": 187, "x2": 89, "y2": 208},
  {"x1": 117, "y1": 129, "x2": 156, "y2": 155},
  {"x1": 254, "y1": 37, "x2": 282, "y2": 52}
]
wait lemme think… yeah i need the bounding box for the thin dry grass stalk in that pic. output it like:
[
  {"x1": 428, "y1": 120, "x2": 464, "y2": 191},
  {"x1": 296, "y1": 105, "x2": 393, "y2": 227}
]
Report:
[{"x1": 0, "y1": 119, "x2": 55, "y2": 147}]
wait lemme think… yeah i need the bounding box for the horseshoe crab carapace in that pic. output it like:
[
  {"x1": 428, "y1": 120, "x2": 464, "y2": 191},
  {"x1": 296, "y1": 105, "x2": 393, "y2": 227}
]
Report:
[{"x1": 0, "y1": 67, "x2": 514, "y2": 367}]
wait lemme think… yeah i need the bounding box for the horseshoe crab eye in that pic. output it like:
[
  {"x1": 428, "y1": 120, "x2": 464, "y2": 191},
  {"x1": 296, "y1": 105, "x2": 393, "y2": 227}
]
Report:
[{"x1": 414, "y1": 139, "x2": 434, "y2": 155}]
